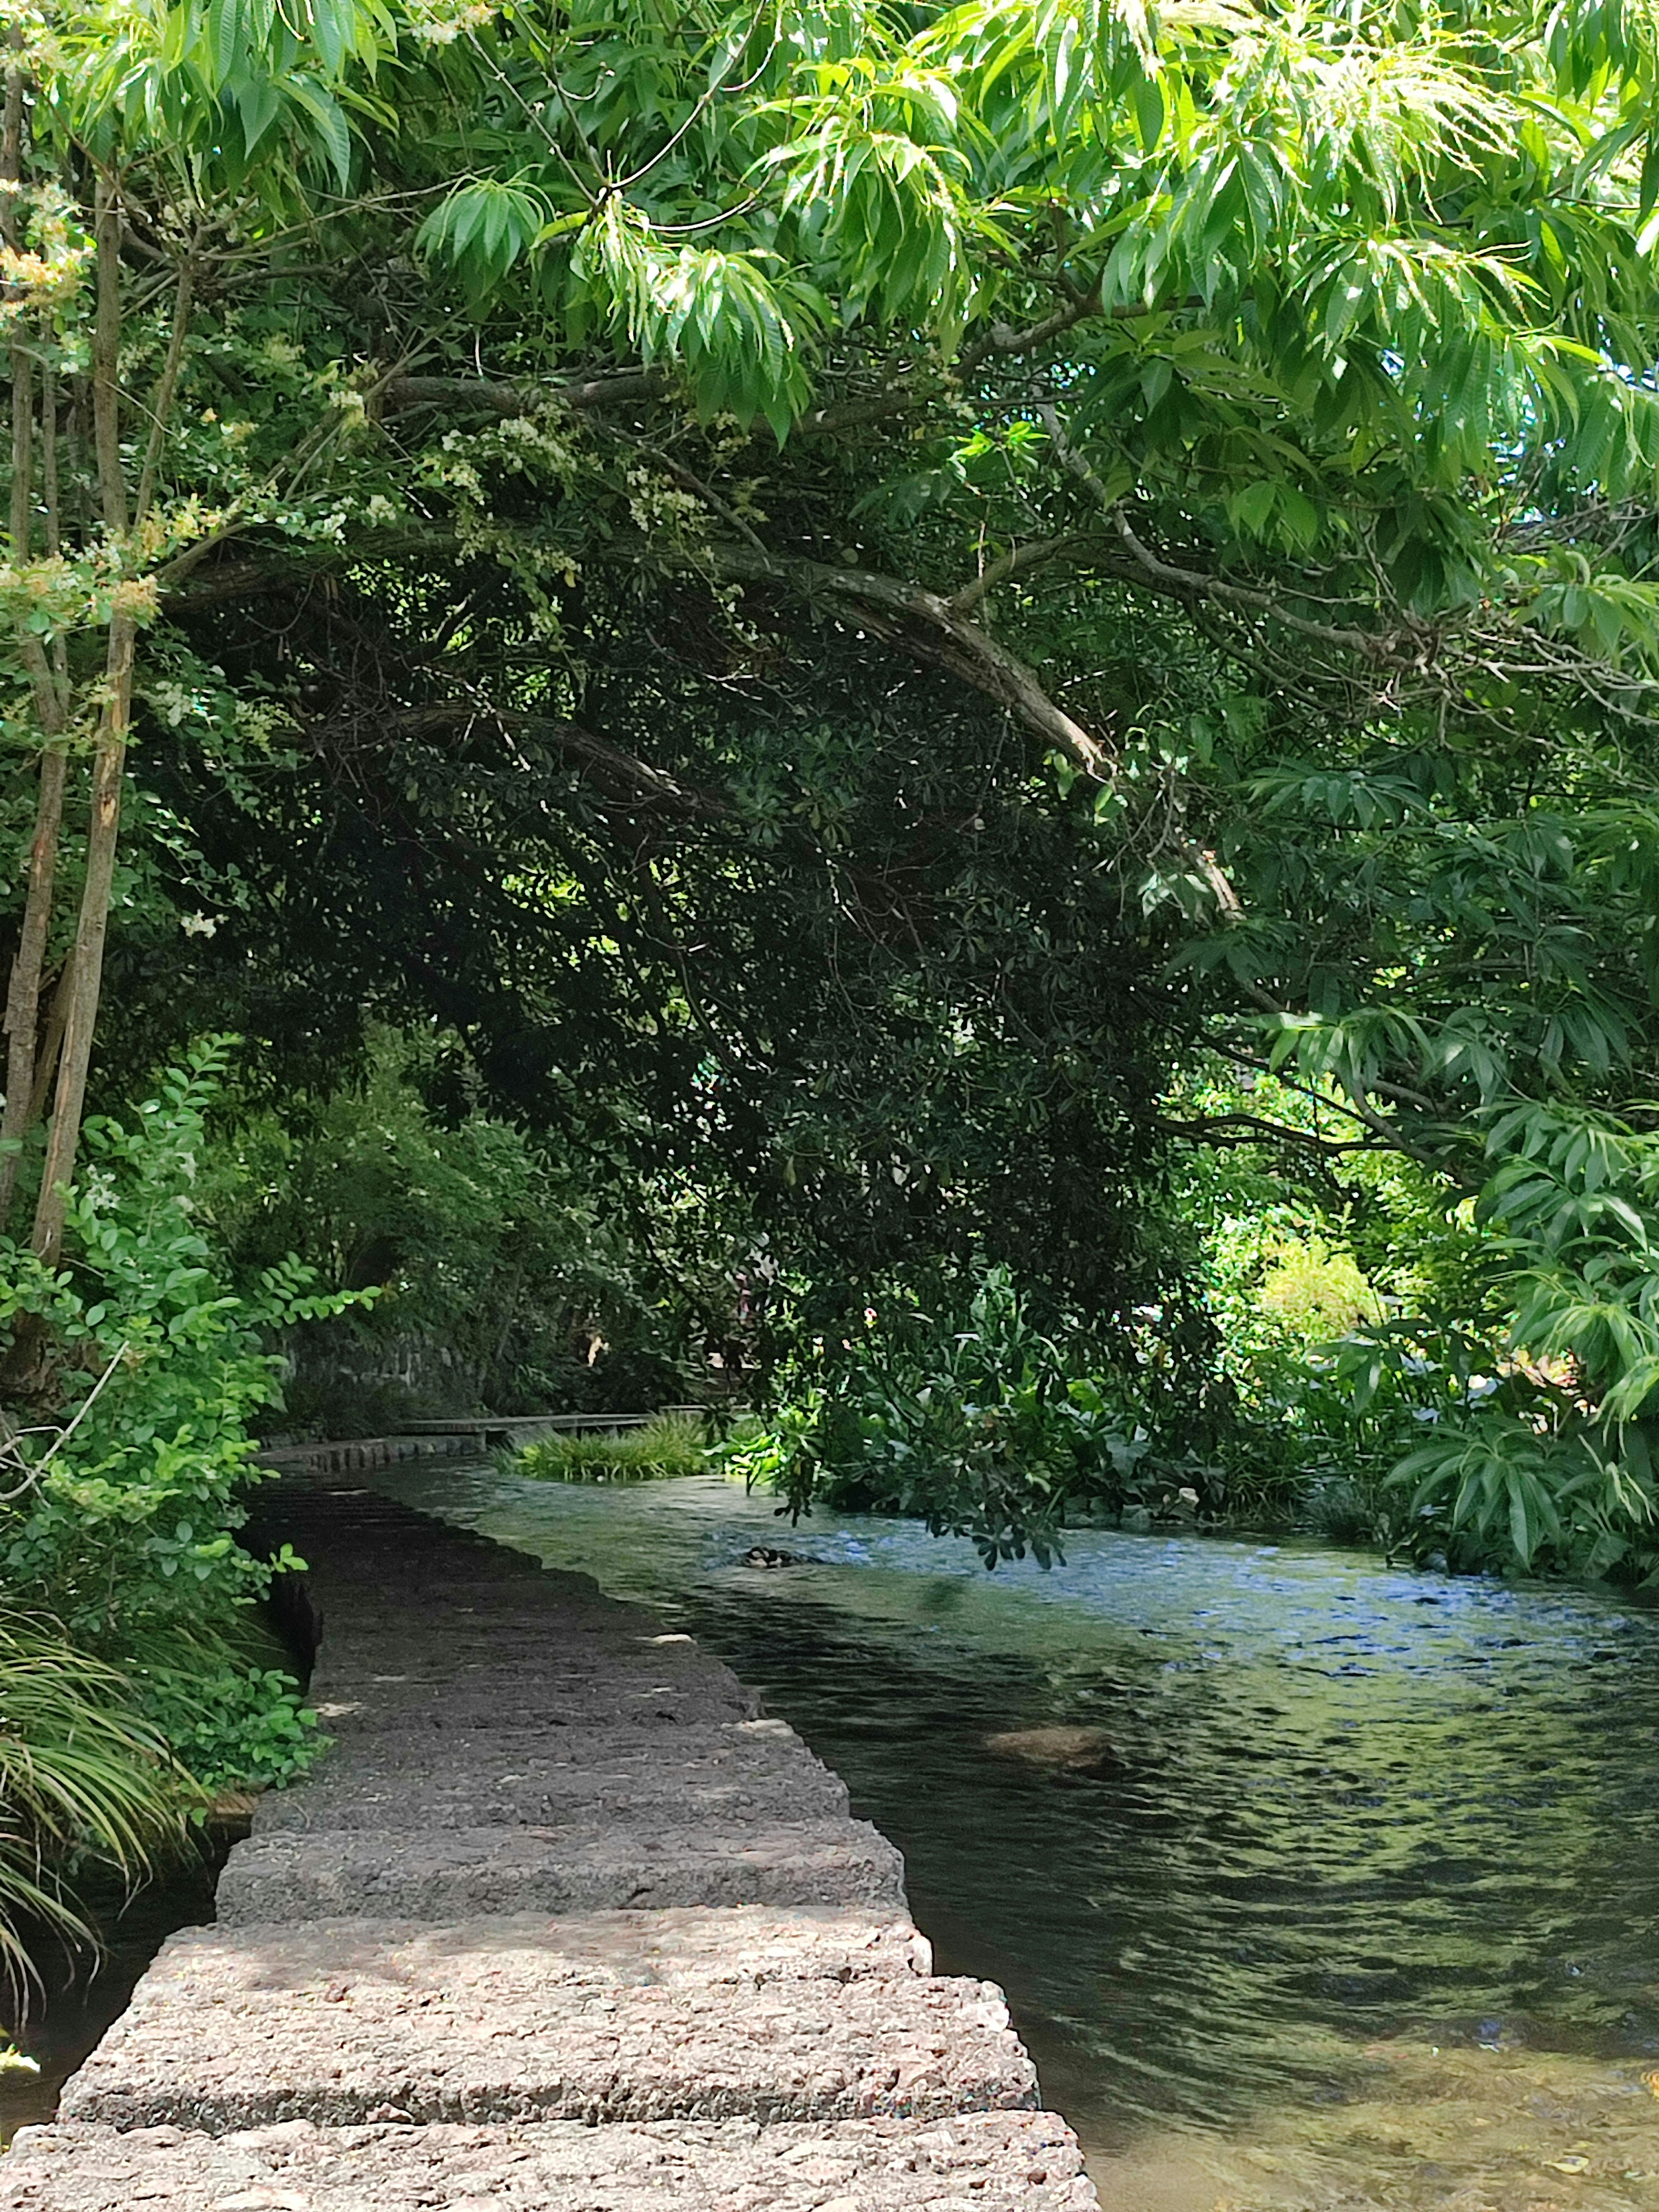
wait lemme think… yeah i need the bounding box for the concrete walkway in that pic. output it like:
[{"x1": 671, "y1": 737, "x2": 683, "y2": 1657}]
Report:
[{"x1": 1, "y1": 1473, "x2": 1100, "y2": 2209}]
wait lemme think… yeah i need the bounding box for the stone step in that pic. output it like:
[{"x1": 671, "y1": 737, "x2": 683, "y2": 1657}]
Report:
[
  {"x1": 74, "y1": 1908, "x2": 935, "y2": 2001},
  {"x1": 313, "y1": 1607, "x2": 677, "y2": 1654},
  {"x1": 2, "y1": 2110, "x2": 1096, "y2": 2211},
  {"x1": 216, "y1": 1816, "x2": 906, "y2": 1923},
  {"x1": 254, "y1": 1739, "x2": 852, "y2": 1831},
  {"x1": 305, "y1": 1674, "x2": 763, "y2": 1732},
  {"x1": 264, "y1": 1713, "x2": 820, "y2": 1780},
  {"x1": 60, "y1": 1915, "x2": 1033, "y2": 2132},
  {"x1": 308, "y1": 1635, "x2": 744, "y2": 1693}
]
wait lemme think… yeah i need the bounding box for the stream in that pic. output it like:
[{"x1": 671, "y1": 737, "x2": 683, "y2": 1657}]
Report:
[
  {"x1": 376, "y1": 1460, "x2": 1659, "y2": 2212},
  {"x1": 9, "y1": 1457, "x2": 1659, "y2": 2212}
]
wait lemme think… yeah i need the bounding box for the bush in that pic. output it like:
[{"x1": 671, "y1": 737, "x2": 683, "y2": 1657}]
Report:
[
  {"x1": 734, "y1": 1268, "x2": 1201, "y2": 1566},
  {"x1": 204, "y1": 1031, "x2": 704, "y2": 1428},
  {"x1": 0, "y1": 1039, "x2": 350, "y2": 1790}
]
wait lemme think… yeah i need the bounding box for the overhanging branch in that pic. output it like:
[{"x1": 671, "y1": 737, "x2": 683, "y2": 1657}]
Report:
[
  {"x1": 658, "y1": 538, "x2": 1110, "y2": 776},
  {"x1": 378, "y1": 369, "x2": 666, "y2": 417}
]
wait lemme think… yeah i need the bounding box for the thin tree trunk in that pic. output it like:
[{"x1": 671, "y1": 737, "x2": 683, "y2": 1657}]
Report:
[
  {"x1": 30, "y1": 174, "x2": 132, "y2": 1265},
  {"x1": 0, "y1": 53, "x2": 67, "y2": 1236},
  {"x1": 31, "y1": 616, "x2": 134, "y2": 1264},
  {"x1": 0, "y1": 728, "x2": 67, "y2": 1234},
  {"x1": 25, "y1": 963, "x2": 68, "y2": 1126},
  {"x1": 89, "y1": 175, "x2": 127, "y2": 534},
  {"x1": 135, "y1": 252, "x2": 193, "y2": 525}
]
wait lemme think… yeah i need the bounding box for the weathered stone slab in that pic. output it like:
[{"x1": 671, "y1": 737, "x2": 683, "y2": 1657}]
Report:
[
  {"x1": 312, "y1": 1612, "x2": 677, "y2": 1662},
  {"x1": 254, "y1": 1734, "x2": 851, "y2": 1831},
  {"x1": 307, "y1": 1639, "x2": 746, "y2": 1697},
  {"x1": 306, "y1": 1681, "x2": 763, "y2": 1733},
  {"x1": 1, "y1": 2110, "x2": 1097, "y2": 2210},
  {"x1": 72, "y1": 1909, "x2": 934, "y2": 1999},
  {"x1": 300, "y1": 1642, "x2": 762, "y2": 1732},
  {"x1": 265, "y1": 1712, "x2": 815, "y2": 1778},
  {"x1": 60, "y1": 1914, "x2": 1034, "y2": 2130},
  {"x1": 216, "y1": 1816, "x2": 905, "y2": 1923}
]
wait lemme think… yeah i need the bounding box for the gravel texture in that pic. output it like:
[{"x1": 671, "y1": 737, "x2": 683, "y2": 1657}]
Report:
[{"x1": 2, "y1": 2111, "x2": 1096, "y2": 2210}]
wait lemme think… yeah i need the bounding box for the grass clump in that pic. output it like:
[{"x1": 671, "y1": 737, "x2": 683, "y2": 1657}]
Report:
[
  {"x1": 512, "y1": 1415, "x2": 706, "y2": 1484},
  {"x1": 0, "y1": 1611, "x2": 206, "y2": 2002}
]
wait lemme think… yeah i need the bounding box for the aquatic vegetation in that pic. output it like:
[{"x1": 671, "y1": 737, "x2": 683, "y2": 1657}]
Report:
[{"x1": 512, "y1": 1417, "x2": 706, "y2": 1485}]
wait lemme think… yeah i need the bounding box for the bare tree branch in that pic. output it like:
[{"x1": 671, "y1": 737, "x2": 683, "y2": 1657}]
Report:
[
  {"x1": 948, "y1": 534, "x2": 1090, "y2": 616},
  {"x1": 378, "y1": 369, "x2": 665, "y2": 417},
  {"x1": 654, "y1": 537, "x2": 1112, "y2": 776}
]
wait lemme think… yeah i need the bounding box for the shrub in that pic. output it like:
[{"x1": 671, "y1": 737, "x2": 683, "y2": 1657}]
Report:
[
  {"x1": 0, "y1": 1039, "x2": 350, "y2": 1790},
  {"x1": 736, "y1": 1268, "x2": 1192, "y2": 1566}
]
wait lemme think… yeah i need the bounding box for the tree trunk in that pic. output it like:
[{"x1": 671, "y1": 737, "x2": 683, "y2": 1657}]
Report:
[
  {"x1": 31, "y1": 615, "x2": 135, "y2": 1265},
  {"x1": 0, "y1": 70, "x2": 70, "y2": 1236},
  {"x1": 0, "y1": 738, "x2": 68, "y2": 1233},
  {"x1": 30, "y1": 175, "x2": 133, "y2": 1266}
]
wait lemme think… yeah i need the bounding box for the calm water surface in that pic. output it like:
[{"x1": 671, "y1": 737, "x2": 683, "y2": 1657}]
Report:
[{"x1": 376, "y1": 1462, "x2": 1659, "y2": 2212}]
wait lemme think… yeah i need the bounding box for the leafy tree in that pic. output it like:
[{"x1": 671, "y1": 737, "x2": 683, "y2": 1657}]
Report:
[{"x1": 15, "y1": 0, "x2": 1659, "y2": 1576}]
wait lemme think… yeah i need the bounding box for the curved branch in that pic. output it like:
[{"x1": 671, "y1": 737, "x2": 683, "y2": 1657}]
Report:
[
  {"x1": 957, "y1": 291, "x2": 1102, "y2": 373},
  {"x1": 660, "y1": 539, "x2": 1110, "y2": 775},
  {"x1": 307, "y1": 700, "x2": 732, "y2": 820},
  {"x1": 948, "y1": 534, "x2": 1090, "y2": 615}
]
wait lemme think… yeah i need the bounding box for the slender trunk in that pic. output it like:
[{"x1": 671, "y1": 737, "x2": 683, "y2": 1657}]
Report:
[
  {"x1": 25, "y1": 962, "x2": 68, "y2": 1126},
  {"x1": 31, "y1": 615, "x2": 134, "y2": 1265},
  {"x1": 0, "y1": 54, "x2": 64, "y2": 1236},
  {"x1": 30, "y1": 175, "x2": 131, "y2": 1265},
  {"x1": 135, "y1": 253, "x2": 193, "y2": 525},
  {"x1": 90, "y1": 175, "x2": 126, "y2": 534},
  {"x1": 1, "y1": 57, "x2": 21, "y2": 192},
  {"x1": 43, "y1": 367, "x2": 69, "y2": 715},
  {"x1": 40, "y1": 363, "x2": 57, "y2": 553},
  {"x1": 10, "y1": 342, "x2": 31, "y2": 547},
  {"x1": 0, "y1": 731, "x2": 67, "y2": 1233}
]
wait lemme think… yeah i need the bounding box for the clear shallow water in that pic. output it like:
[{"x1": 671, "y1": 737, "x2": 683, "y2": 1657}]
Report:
[{"x1": 378, "y1": 1463, "x2": 1659, "y2": 2212}]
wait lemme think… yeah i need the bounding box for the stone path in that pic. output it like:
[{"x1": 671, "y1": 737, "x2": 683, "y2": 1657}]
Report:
[{"x1": 1, "y1": 1475, "x2": 1100, "y2": 2209}]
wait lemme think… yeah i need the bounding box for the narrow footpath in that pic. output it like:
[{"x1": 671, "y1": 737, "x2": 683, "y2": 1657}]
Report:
[{"x1": 1, "y1": 1470, "x2": 1101, "y2": 2209}]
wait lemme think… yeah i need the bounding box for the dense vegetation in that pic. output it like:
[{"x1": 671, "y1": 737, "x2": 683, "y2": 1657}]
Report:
[{"x1": 11, "y1": 0, "x2": 1659, "y2": 1951}]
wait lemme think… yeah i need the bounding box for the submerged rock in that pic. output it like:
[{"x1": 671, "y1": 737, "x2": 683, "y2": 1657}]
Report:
[{"x1": 982, "y1": 1726, "x2": 1116, "y2": 1774}]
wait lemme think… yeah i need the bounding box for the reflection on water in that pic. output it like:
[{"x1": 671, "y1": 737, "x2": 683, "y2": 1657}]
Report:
[{"x1": 379, "y1": 1463, "x2": 1659, "y2": 2212}]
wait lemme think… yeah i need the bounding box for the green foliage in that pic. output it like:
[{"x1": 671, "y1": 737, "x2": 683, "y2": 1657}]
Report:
[
  {"x1": 1342, "y1": 1103, "x2": 1659, "y2": 1579},
  {"x1": 0, "y1": 1611, "x2": 203, "y2": 1997},
  {"x1": 513, "y1": 1415, "x2": 706, "y2": 1484},
  {"x1": 202, "y1": 1033, "x2": 712, "y2": 1422},
  {"x1": 0, "y1": 1040, "x2": 349, "y2": 1787},
  {"x1": 748, "y1": 1268, "x2": 1190, "y2": 1566},
  {"x1": 1257, "y1": 1238, "x2": 1380, "y2": 1340},
  {"x1": 21, "y1": 0, "x2": 1659, "y2": 1603}
]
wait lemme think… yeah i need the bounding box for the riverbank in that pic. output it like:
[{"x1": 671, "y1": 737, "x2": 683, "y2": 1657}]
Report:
[{"x1": 1, "y1": 1467, "x2": 1099, "y2": 2208}]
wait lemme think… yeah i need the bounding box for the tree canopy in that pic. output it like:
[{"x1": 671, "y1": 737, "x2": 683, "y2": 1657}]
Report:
[{"x1": 11, "y1": 0, "x2": 1659, "y2": 1570}]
